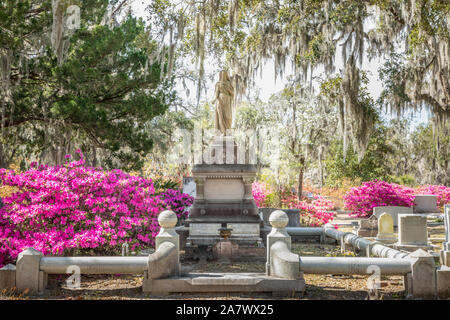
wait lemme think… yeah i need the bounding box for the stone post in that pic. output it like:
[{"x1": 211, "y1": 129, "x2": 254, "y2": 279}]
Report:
[
  {"x1": 266, "y1": 210, "x2": 290, "y2": 275},
  {"x1": 408, "y1": 249, "x2": 437, "y2": 299},
  {"x1": 155, "y1": 210, "x2": 180, "y2": 275},
  {"x1": 16, "y1": 248, "x2": 44, "y2": 295},
  {"x1": 144, "y1": 210, "x2": 181, "y2": 294}
]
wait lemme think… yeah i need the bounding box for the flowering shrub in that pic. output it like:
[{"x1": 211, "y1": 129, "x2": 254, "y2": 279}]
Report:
[
  {"x1": 252, "y1": 181, "x2": 273, "y2": 207},
  {"x1": 282, "y1": 194, "x2": 335, "y2": 226},
  {"x1": 415, "y1": 185, "x2": 450, "y2": 211},
  {"x1": 343, "y1": 180, "x2": 415, "y2": 217},
  {"x1": 0, "y1": 151, "x2": 193, "y2": 268}
]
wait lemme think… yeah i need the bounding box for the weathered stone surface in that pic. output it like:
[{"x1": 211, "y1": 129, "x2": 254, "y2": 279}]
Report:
[
  {"x1": 356, "y1": 215, "x2": 378, "y2": 237},
  {"x1": 440, "y1": 250, "x2": 450, "y2": 267},
  {"x1": 266, "y1": 210, "x2": 291, "y2": 275},
  {"x1": 413, "y1": 195, "x2": 438, "y2": 213},
  {"x1": 212, "y1": 240, "x2": 239, "y2": 262},
  {"x1": 375, "y1": 213, "x2": 397, "y2": 244},
  {"x1": 408, "y1": 249, "x2": 437, "y2": 299},
  {"x1": 398, "y1": 214, "x2": 428, "y2": 245},
  {"x1": 187, "y1": 136, "x2": 263, "y2": 248},
  {"x1": 147, "y1": 242, "x2": 179, "y2": 279},
  {"x1": 146, "y1": 210, "x2": 180, "y2": 280},
  {"x1": 142, "y1": 272, "x2": 305, "y2": 294},
  {"x1": 0, "y1": 264, "x2": 16, "y2": 290},
  {"x1": 270, "y1": 241, "x2": 300, "y2": 280},
  {"x1": 443, "y1": 205, "x2": 450, "y2": 251},
  {"x1": 16, "y1": 248, "x2": 43, "y2": 294},
  {"x1": 437, "y1": 266, "x2": 450, "y2": 299},
  {"x1": 373, "y1": 206, "x2": 413, "y2": 227}
]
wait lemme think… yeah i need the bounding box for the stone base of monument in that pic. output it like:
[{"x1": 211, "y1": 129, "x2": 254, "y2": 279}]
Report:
[
  {"x1": 142, "y1": 272, "x2": 305, "y2": 296},
  {"x1": 184, "y1": 242, "x2": 266, "y2": 262}
]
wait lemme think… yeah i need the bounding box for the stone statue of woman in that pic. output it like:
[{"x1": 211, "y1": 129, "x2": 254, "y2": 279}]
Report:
[{"x1": 214, "y1": 70, "x2": 234, "y2": 135}]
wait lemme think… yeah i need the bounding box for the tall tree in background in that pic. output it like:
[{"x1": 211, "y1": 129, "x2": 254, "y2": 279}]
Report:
[{"x1": 0, "y1": 0, "x2": 176, "y2": 170}]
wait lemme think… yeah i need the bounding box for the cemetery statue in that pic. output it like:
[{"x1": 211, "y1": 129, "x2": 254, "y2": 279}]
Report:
[{"x1": 214, "y1": 70, "x2": 234, "y2": 135}]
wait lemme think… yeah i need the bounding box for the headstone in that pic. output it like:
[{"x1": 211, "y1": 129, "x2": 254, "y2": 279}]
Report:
[
  {"x1": 373, "y1": 206, "x2": 413, "y2": 227},
  {"x1": 375, "y1": 213, "x2": 396, "y2": 244},
  {"x1": 355, "y1": 215, "x2": 378, "y2": 237},
  {"x1": 413, "y1": 195, "x2": 438, "y2": 213},
  {"x1": 408, "y1": 249, "x2": 437, "y2": 299},
  {"x1": 437, "y1": 266, "x2": 450, "y2": 299},
  {"x1": 394, "y1": 214, "x2": 433, "y2": 252},
  {"x1": 0, "y1": 264, "x2": 16, "y2": 290}
]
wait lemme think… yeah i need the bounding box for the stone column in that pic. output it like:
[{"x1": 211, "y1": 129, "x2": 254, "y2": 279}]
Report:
[
  {"x1": 408, "y1": 249, "x2": 437, "y2": 299},
  {"x1": 266, "y1": 210, "x2": 290, "y2": 275},
  {"x1": 16, "y1": 248, "x2": 43, "y2": 294},
  {"x1": 144, "y1": 210, "x2": 181, "y2": 293},
  {"x1": 155, "y1": 210, "x2": 180, "y2": 274}
]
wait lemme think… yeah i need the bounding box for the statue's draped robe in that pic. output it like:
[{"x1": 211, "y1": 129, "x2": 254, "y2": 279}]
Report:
[{"x1": 214, "y1": 80, "x2": 234, "y2": 135}]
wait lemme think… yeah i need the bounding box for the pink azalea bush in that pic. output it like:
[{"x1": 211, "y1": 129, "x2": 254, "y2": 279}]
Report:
[
  {"x1": 282, "y1": 195, "x2": 335, "y2": 226},
  {"x1": 252, "y1": 181, "x2": 272, "y2": 208},
  {"x1": 415, "y1": 185, "x2": 450, "y2": 211},
  {"x1": 343, "y1": 180, "x2": 415, "y2": 217},
  {"x1": 0, "y1": 151, "x2": 193, "y2": 268}
]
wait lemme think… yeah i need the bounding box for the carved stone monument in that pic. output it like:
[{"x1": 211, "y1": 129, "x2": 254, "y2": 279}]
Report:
[{"x1": 185, "y1": 72, "x2": 263, "y2": 258}]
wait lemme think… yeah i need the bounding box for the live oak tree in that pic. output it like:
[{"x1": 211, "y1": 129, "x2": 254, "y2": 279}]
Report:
[
  {"x1": 144, "y1": 0, "x2": 449, "y2": 158},
  {"x1": 0, "y1": 0, "x2": 176, "y2": 170}
]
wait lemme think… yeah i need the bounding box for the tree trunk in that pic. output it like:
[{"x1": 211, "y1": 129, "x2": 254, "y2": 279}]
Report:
[{"x1": 297, "y1": 155, "x2": 305, "y2": 200}]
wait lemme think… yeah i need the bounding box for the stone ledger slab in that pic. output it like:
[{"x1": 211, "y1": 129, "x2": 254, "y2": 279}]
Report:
[{"x1": 142, "y1": 272, "x2": 305, "y2": 295}]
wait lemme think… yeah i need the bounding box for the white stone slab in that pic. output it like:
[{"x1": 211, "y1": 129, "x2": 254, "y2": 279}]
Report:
[
  {"x1": 227, "y1": 223, "x2": 260, "y2": 237},
  {"x1": 204, "y1": 178, "x2": 244, "y2": 200},
  {"x1": 414, "y1": 195, "x2": 438, "y2": 213},
  {"x1": 373, "y1": 206, "x2": 413, "y2": 227},
  {"x1": 189, "y1": 223, "x2": 221, "y2": 236}
]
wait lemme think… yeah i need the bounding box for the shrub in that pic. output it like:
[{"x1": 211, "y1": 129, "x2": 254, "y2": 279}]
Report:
[
  {"x1": 282, "y1": 194, "x2": 335, "y2": 226},
  {"x1": 0, "y1": 151, "x2": 193, "y2": 268},
  {"x1": 343, "y1": 180, "x2": 415, "y2": 217}
]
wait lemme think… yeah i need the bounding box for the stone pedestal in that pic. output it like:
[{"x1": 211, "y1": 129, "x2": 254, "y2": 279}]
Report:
[{"x1": 186, "y1": 136, "x2": 263, "y2": 256}]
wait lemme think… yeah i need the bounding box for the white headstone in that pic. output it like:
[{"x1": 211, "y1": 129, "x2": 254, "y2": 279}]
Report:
[
  {"x1": 413, "y1": 195, "x2": 438, "y2": 213},
  {"x1": 398, "y1": 214, "x2": 428, "y2": 246},
  {"x1": 373, "y1": 206, "x2": 413, "y2": 227}
]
